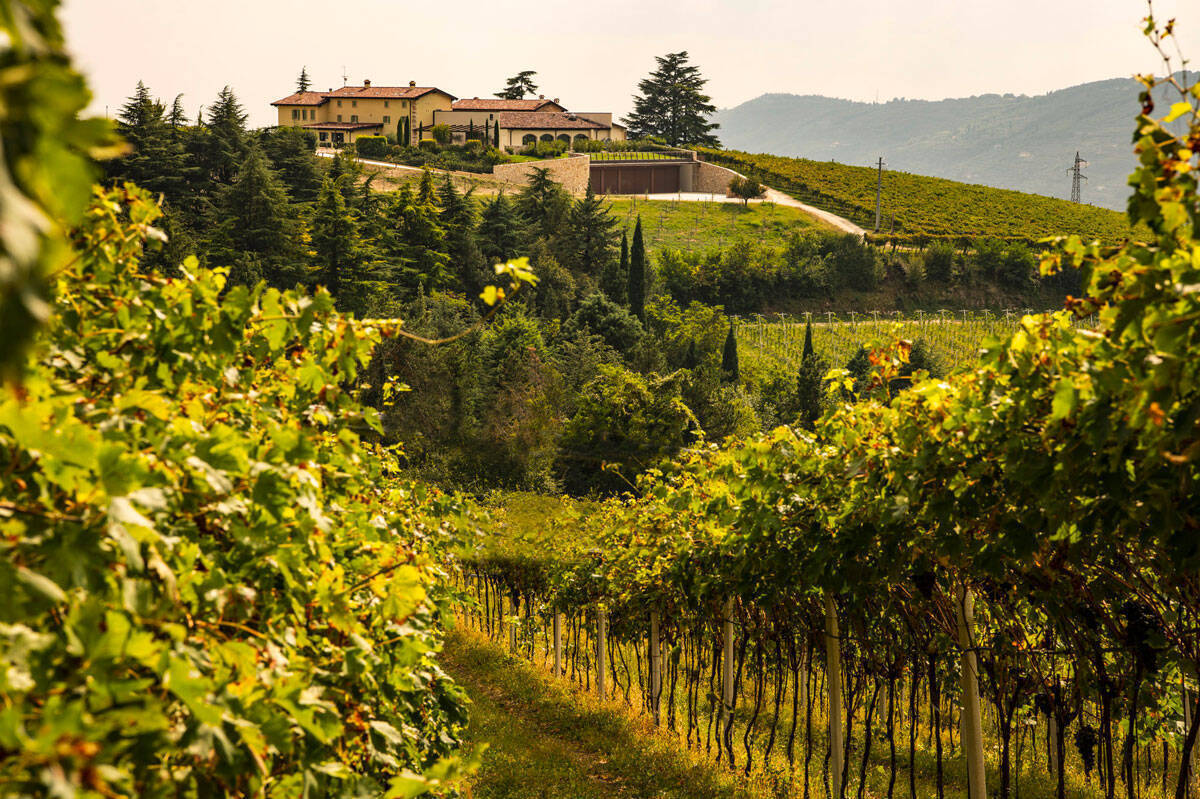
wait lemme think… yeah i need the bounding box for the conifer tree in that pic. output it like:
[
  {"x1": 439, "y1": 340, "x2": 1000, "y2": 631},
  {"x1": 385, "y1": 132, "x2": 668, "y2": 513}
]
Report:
[
  {"x1": 417, "y1": 168, "x2": 437, "y2": 205},
  {"x1": 796, "y1": 321, "x2": 827, "y2": 429},
  {"x1": 721, "y1": 320, "x2": 739, "y2": 382},
  {"x1": 215, "y1": 145, "x2": 298, "y2": 285},
  {"x1": 438, "y1": 176, "x2": 488, "y2": 294},
  {"x1": 311, "y1": 177, "x2": 359, "y2": 301},
  {"x1": 112, "y1": 81, "x2": 185, "y2": 199},
  {"x1": 563, "y1": 181, "x2": 617, "y2": 275},
  {"x1": 683, "y1": 338, "x2": 698, "y2": 370},
  {"x1": 516, "y1": 167, "x2": 571, "y2": 241},
  {"x1": 468, "y1": 119, "x2": 475, "y2": 140},
  {"x1": 204, "y1": 86, "x2": 248, "y2": 184},
  {"x1": 802, "y1": 319, "x2": 815, "y2": 360},
  {"x1": 493, "y1": 120, "x2": 500, "y2": 148},
  {"x1": 386, "y1": 185, "x2": 452, "y2": 291},
  {"x1": 166, "y1": 94, "x2": 187, "y2": 129},
  {"x1": 628, "y1": 216, "x2": 646, "y2": 321},
  {"x1": 495, "y1": 70, "x2": 537, "y2": 100},
  {"x1": 258, "y1": 127, "x2": 322, "y2": 203},
  {"x1": 621, "y1": 52, "x2": 720, "y2": 147},
  {"x1": 601, "y1": 229, "x2": 629, "y2": 304},
  {"x1": 296, "y1": 66, "x2": 311, "y2": 93},
  {"x1": 478, "y1": 192, "x2": 525, "y2": 265}
]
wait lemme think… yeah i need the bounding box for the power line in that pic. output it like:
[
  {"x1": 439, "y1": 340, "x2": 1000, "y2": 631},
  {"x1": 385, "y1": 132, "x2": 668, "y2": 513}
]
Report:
[{"x1": 1067, "y1": 151, "x2": 1088, "y2": 203}]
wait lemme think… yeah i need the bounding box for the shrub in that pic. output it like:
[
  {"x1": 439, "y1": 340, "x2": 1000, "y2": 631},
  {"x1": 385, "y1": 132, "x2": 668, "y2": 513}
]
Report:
[
  {"x1": 998, "y1": 243, "x2": 1036, "y2": 288},
  {"x1": 354, "y1": 135, "x2": 389, "y2": 159},
  {"x1": 564, "y1": 292, "x2": 644, "y2": 355},
  {"x1": 431, "y1": 123, "x2": 451, "y2": 145},
  {"x1": 419, "y1": 139, "x2": 439, "y2": 152},
  {"x1": 728, "y1": 175, "x2": 764, "y2": 204},
  {"x1": 924, "y1": 241, "x2": 955, "y2": 282}
]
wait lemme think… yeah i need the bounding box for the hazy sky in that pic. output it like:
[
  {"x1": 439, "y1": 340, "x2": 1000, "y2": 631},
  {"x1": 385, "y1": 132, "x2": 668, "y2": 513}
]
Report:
[{"x1": 63, "y1": 0, "x2": 1199, "y2": 129}]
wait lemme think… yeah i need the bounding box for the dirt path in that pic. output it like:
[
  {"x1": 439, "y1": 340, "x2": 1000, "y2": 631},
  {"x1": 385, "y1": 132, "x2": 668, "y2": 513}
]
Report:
[{"x1": 441, "y1": 628, "x2": 759, "y2": 799}]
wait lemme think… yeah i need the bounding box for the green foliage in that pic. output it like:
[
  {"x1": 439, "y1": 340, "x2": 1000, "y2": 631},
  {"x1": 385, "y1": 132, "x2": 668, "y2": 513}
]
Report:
[
  {"x1": 561, "y1": 183, "x2": 618, "y2": 275},
  {"x1": 431, "y1": 124, "x2": 452, "y2": 146},
  {"x1": 628, "y1": 217, "x2": 646, "y2": 321},
  {"x1": 564, "y1": 293, "x2": 644, "y2": 355},
  {"x1": 310, "y1": 176, "x2": 360, "y2": 302},
  {"x1": 355, "y1": 135, "x2": 389, "y2": 159},
  {"x1": 0, "y1": 185, "x2": 474, "y2": 797},
  {"x1": 727, "y1": 175, "x2": 763, "y2": 204},
  {"x1": 923, "y1": 240, "x2": 956, "y2": 282},
  {"x1": 296, "y1": 65, "x2": 311, "y2": 92},
  {"x1": 496, "y1": 70, "x2": 538, "y2": 100},
  {"x1": 517, "y1": 167, "x2": 571, "y2": 242},
  {"x1": 556, "y1": 365, "x2": 697, "y2": 495},
  {"x1": 700, "y1": 148, "x2": 1138, "y2": 245},
  {"x1": 212, "y1": 144, "x2": 300, "y2": 286},
  {"x1": 478, "y1": 192, "x2": 525, "y2": 266},
  {"x1": 721, "y1": 321, "x2": 739, "y2": 382},
  {"x1": 622, "y1": 52, "x2": 720, "y2": 148},
  {"x1": 600, "y1": 230, "x2": 629, "y2": 305},
  {"x1": 0, "y1": 1, "x2": 116, "y2": 375}
]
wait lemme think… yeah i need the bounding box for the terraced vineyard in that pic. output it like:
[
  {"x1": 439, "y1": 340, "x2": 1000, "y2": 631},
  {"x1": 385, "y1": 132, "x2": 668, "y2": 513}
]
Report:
[
  {"x1": 699, "y1": 148, "x2": 1138, "y2": 245},
  {"x1": 737, "y1": 310, "x2": 1093, "y2": 374}
]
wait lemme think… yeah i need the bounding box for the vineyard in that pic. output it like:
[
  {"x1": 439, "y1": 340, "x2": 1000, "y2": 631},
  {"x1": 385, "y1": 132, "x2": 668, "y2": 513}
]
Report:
[
  {"x1": 736, "y1": 310, "x2": 1095, "y2": 375},
  {"x1": 698, "y1": 148, "x2": 1139, "y2": 245},
  {"x1": 458, "y1": 64, "x2": 1200, "y2": 799}
]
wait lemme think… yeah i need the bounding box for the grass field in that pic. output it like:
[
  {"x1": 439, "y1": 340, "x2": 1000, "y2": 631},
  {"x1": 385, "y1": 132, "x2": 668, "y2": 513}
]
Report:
[{"x1": 605, "y1": 197, "x2": 832, "y2": 252}]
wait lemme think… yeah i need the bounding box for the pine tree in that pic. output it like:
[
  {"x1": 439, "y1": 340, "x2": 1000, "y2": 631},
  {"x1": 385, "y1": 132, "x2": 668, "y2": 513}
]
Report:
[
  {"x1": 215, "y1": 145, "x2": 298, "y2": 285},
  {"x1": 621, "y1": 52, "x2": 720, "y2": 147},
  {"x1": 438, "y1": 177, "x2": 488, "y2": 295},
  {"x1": 166, "y1": 94, "x2": 187, "y2": 128},
  {"x1": 721, "y1": 320, "x2": 739, "y2": 382},
  {"x1": 296, "y1": 66, "x2": 311, "y2": 93},
  {"x1": 478, "y1": 192, "x2": 525, "y2": 265},
  {"x1": 258, "y1": 127, "x2": 322, "y2": 203},
  {"x1": 417, "y1": 168, "x2": 437, "y2": 205},
  {"x1": 204, "y1": 86, "x2": 248, "y2": 184},
  {"x1": 601, "y1": 228, "x2": 629, "y2": 304},
  {"x1": 495, "y1": 70, "x2": 538, "y2": 100},
  {"x1": 117, "y1": 81, "x2": 155, "y2": 130},
  {"x1": 385, "y1": 185, "x2": 452, "y2": 291},
  {"x1": 628, "y1": 216, "x2": 646, "y2": 321},
  {"x1": 111, "y1": 81, "x2": 186, "y2": 200},
  {"x1": 563, "y1": 181, "x2": 617, "y2": 275},
  {"x1": 516, "y1": 167, "x2": 571, "y2": 241},
  {"x1": 311, "y1": 177, "x2": 359, "y2": 301}
]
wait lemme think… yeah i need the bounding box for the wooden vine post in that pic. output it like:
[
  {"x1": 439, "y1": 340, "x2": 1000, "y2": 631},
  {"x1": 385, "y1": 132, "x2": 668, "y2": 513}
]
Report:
[
  {"x1": 956, "y1": 585, "x2": 987, "y2": 799},
  {"x1": 508, "y1": 592, "x2": 518, "y2": 653},
  {"x1": 553, "y1": 611, "x2": 563, "y2": 678},
  {"x1": 825, "y1": 593, "x2": 845, "y2": 799},
  {"x1": 650, "y1": 610, "x2": 662, "y2": 724},
  {"x1": 722, "y1": 598, "x2": 735, "y2": 752},
  {"x1": 596, "y1": 606, "x2": 608, "y2": 700}
]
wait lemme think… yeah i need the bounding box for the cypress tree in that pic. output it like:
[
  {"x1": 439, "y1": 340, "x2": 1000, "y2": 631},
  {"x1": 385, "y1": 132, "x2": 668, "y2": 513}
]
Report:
[
  {"x1": 721, "y1": 320, "x2": 739, "y2": 382},
  {"x1": 796, "y1": 327, "x2": 827, "y2": 429},
  {"x1": 468, "y1": 119, "x2": 475, "y2": 140},
  {"x1": 628, "y1": 216, "x2": 646, "y2": 321},
  {"x1": 802, "y1": 319, "x2": 815, "y2": 360},
  {"x1": 493, "y1": 119, "x2": 500, "y2": 148},
  {"x1": 600, "y1": 228, "x2": 628, "y2": 304}
]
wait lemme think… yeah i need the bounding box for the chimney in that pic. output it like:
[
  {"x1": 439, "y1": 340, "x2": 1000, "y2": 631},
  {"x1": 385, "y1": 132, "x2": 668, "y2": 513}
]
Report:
[
  {"x1": 364, "y1": 79, "x2": 371, "y2": 87},
  {"x1": 538, "y1": 94, "x2": 544, "y2": 99},
  {"x1": 553, "y1": 97, "x2": 559, "y2": 104},
  {"x1": 409, "y1": 80, "x2": 416, "y2": 87}
]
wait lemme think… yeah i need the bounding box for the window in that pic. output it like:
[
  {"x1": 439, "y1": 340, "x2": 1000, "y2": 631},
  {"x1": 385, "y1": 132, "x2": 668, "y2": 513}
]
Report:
[
  {"x1": 292, "y1": 109, "x2": 300, "y2": 120},
  {"x1": 319, "y1": 131, "x2": 328, "y2": 141},
  {"x1": 351, "y1": 100, "x2": 357, "y2": 107},
  {"x1": 522, "y1": 134, "x2": 537, "y2": 145},
  {"x1": 337, "y1": 114, "x2": 343, "y2": 122},
  {"x1": 383, "y1": 115, "x2": 390, "y2": 123},
  {"x1": 540, "y1": 134, "x2": 554, "y2": 142},
  {"x1": 350, "y1": 115, "x2": 358, "y2": 123},
  {"x1": 384, "y1": 100, "x2": 389, "y2": 108},
  {"x1": 337, "y1": 100, "x2": 342, "y2": 107}
]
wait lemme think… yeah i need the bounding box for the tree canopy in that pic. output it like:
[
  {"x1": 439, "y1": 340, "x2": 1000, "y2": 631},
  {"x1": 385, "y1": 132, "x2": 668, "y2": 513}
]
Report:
[
  {"x1": 495, "y1": 70, "x2": 538, "y2": 100},
  {"x1": 621, "y1": 51, "x2": 720, "y2": 147}
]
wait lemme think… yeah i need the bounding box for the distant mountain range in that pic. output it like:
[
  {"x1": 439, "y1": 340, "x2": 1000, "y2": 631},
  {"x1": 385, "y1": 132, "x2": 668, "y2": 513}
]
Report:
[{"x1": 711, "y1": 75, "x2": 1194, "y2": 211}]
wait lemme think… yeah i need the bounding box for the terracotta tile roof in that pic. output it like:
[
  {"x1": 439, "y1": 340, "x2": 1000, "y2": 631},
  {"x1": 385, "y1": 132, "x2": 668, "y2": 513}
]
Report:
[
  {"x1": 497, "y1": 111, "x2": 608, "y2": 130},
  {"x1": 452, "y1": 98, "x2": 564, "y2": 112},
  {"x1": 324, "y1": 85, "x2": 455, "y2": 100},
  {"x1": 302, "y1": 121, "x2": 384, "y2": 131},
  {"x1": 271, "y1": 91, "x2": 327, "y2": 107}
]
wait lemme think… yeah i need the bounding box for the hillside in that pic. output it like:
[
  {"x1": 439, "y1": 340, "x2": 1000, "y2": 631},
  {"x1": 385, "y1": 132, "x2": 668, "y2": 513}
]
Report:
[
  {"x1": 700, "y1": 148, "x2": 1135, "y2": 245},
  {"x1": 711, "y1": 75, "x2": 1195, "y2": 211}
]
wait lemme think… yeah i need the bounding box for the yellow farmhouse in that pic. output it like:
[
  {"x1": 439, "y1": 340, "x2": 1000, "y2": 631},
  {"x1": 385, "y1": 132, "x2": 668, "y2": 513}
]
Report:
[{"x1": 272, "y1": 79, "x2": 625, "y2": 149}]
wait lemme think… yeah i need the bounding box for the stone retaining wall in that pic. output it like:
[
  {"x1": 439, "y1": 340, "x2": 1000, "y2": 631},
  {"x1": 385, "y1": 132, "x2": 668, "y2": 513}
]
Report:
[
  {"x1": 492, "y1": 154, "x2": 591, "y2": 194},
  {"x1": 694, "y1": 160, "x2": 743, "y2": 195}
]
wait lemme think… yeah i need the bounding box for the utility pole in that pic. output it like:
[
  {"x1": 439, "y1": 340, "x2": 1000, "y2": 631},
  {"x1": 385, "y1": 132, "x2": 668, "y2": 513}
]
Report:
[
  {"x1": 874, "y1": 156, "x2": 886, "y2": 233},
  {"x1": 341, "y1": 66, "x2": 349, "y2": 87},
  {"x1": 1067, "y1": 151, "x2": 1087, "y2": 203}
]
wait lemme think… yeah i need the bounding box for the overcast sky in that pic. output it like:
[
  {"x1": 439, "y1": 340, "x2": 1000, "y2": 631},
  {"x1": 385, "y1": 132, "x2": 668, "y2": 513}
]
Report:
[{"x1": 63, "y1": 0, "x2": 1199, "y2": 129}]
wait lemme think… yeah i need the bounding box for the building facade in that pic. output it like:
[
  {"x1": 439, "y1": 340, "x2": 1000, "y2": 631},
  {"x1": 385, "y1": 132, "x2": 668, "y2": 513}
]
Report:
[{"x1": 272, "y1": 81, "x2": 625, "y2": 149}]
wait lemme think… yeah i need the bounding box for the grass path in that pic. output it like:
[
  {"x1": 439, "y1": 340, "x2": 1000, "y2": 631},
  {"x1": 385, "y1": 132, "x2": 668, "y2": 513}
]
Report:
[{"x1": 442, "y1": 627, "x2": 763, "y2": 799}]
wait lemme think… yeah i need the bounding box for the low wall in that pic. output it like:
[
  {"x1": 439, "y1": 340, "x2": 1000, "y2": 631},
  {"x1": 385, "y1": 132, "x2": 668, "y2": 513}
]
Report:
[
  {"x1": 694, "y1": 160, "x2": 743, "y2": 195},
  {"x1": 492, "y1": 154, "x2": 591, "y2": 194}
]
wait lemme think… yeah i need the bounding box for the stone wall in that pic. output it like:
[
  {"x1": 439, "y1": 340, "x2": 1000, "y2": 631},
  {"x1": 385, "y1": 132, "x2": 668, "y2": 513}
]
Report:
[
  {"x1": 694, "y1": 160, "x2": 743, "y2": 195},
  {"x1": 492, "y1": 154, "x2": 591, "y2": 194}
]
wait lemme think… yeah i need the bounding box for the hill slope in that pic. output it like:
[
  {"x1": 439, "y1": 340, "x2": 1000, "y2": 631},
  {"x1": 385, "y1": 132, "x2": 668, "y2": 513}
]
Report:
[
  {"x1": 711, "y1": 75, "x2": 1194, "y2": 211},
  {"x1": 700, "y1": 148, "x2": 1134, "y2": 244}
]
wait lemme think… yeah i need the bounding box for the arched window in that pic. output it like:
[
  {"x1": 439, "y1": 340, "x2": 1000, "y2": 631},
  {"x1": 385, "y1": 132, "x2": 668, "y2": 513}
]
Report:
[
  {"x1": 540, "y1": 133, "x2": 554, "y2": 142},
  {"x1": 522, "y1": 134, "x2": 537, "y2": 145},
  {"x1": 556, "y1": 134, "x2": 571, "y2": 144},
  {"x1": 574, "y1": 134, "x2": 589, "y2": 143}
]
